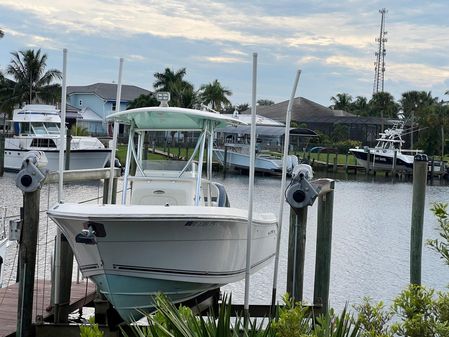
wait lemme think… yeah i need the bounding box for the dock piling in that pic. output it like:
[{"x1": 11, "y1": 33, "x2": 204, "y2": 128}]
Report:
[
  {"x1": 313, "y1": 180, "x2": 335, "y2": 315},
  {"x1": 410, "y1": 154, "x2": 428, "y2": 285},
  {"x1": 287, "y1": 207, "x2": 308, "y2": 300}
]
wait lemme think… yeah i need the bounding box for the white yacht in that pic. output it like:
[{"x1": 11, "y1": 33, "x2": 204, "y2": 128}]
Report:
[
  {"x1": 4, "y1": 104, "x2": 111, "y2": 171},
  {"x1": 349, "y1": 121, "x2": 419, "y2": 172},
  {"x1": 47, "y1": 106, "x2": 278, "y2": 322}
]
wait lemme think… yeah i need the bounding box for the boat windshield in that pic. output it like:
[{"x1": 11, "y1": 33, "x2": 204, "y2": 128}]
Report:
[
  {"x1": 31, "y1": 122, "x2": 47, "y2": 135},
  {"x1": 46, "y1": 123, "x2": 60, "y2": 134},
  {"x1": 139, "y1": 160, "x2": 195, "y2": 178}
]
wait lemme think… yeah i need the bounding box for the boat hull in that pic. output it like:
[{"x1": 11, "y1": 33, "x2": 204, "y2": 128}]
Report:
[
  {"x1": 349, "y1": 148, "x2": 414, "y2": 172},
  {"x1": 48, "y1": 204, "x2": 277, "y2": 321},
  {"x1": 214, "y1": 148, "x2": 296, "y2": 174},
  {"x1": 4, "y1": 148, "x2": 111, "y2": 172}
]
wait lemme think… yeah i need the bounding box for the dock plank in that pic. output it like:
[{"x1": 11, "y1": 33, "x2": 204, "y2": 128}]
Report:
[{"x1": 0, "y1": 279, "x2": 95, "y2": 337}]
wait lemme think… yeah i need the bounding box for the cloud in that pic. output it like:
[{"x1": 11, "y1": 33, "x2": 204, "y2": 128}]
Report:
[{"x1": 201, "y1": 56, "x2": 247, "y2": 64}]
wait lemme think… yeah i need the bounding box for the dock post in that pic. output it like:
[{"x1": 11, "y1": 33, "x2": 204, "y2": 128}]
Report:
[
  {"x1": 410, "y1": 154, "x2": 428, "y2": 285},
  {"x1": 313, "y1": 180, "x2": 335, "y2": 315},
  {"x1": 65, "y1": 128, "x2": 71, "y2": 170},
  {"x1": 0, "y1": 133, "x2": 4, "y2": 176},
  {"x1": 365, "y1": 149, "x2": 371, "y2": 174},
  {"x1": 392, "y1": 150, "x2": 397, "y2": 176},
  {"x1": 333, "y1": 155, "x2": 337, "y2": 172},
  {"x1": 286, "y1": 207, "x2": 308, "y2": 301},
  {"x1": 223, "y1": 146, "x2": 228, "y2": 179},
  {"x1": 15, "y1": 154, "x2": 47, "y2": 337},
  {"x1": 326, "y1": 153, "x2": 330, "y2": 171},
  {"x1": 54, "y1": 235, "x2": 74, "y2": 323},
  {"x1": 17, "y1": 190, "x2": 40, "y2": 337},
  {"x1": 345, "y1": 153, "x2": 349, "y2": 172}
]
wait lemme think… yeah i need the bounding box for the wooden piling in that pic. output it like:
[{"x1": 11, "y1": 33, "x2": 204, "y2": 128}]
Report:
[
  {"x1": 223, "y1": 146, "x2": 228, "y2": 179},
  {"x1": 0, "y1": 133, "x2": 4, "y2": 176},
  {"x1": 53, "y1": 234, "x2": 74, "y2": 323},
  {"x1": 313, "y1": 180, "x2": 335, "y2": 315},
  {"x1": 392, "y1": 150, "x2": 397, "y2": 175},
  {"x1": 287, "y1": 208, "x2": 308, "y2": 301},
  {"x1": 410, "y1": 155, "x2": 428, "y2": 285},
  {"x1": 17, "y1": 189, "x2": 40, "y2": 337},
  {"x1": 65, "y1": 128, "x2": 71, "y2": 170}
]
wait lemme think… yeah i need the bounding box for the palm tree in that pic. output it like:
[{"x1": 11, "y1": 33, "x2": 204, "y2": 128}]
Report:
[
  {"x1": 199, "y1": 79, "x2": 232, "y2": 112},
  {"x1": 330, "y1": 93, "x2": 352, "y2": 111},
  {"x1": 7, "y1": 49, "x2": 62, "y2": 104},
  {"x1": 368, "y1": 92, "x2": 399, "y2": 132},
  {"x1": 351, "y1": 96, "x2": 369, "y2": 116},
  {"x1": 153, "y1": 68, "x2": 195, "y2": 108},
  {"x1": 399, "y1": 90, "x2": 437, "y2": 121}
]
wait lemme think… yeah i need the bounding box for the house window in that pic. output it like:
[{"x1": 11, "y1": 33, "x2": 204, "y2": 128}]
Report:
[
  {"x1": 112, "y1": 102, "x2": 116, "y2": 111},
  {"x1": 79, "y1": 100, "x2": 82, "y2": 106}
]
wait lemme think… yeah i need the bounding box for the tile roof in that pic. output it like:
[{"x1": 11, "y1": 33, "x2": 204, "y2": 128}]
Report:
[{"x1": 67, "y1": 83, "x2": 150, "y2": 101}]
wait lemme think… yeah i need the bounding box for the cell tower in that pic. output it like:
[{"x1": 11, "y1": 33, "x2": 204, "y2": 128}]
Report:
[{"x1": 373, "y1": 8, "x2": 388, "y2": 94}]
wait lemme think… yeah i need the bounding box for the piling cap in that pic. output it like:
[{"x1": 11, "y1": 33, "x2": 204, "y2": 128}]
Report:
[{"x1": 414, "y1": 154, "x2": 428, "y2": 162}]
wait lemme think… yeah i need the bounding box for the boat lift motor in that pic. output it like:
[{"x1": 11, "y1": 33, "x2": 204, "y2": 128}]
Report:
[
  {"x1": 15, "y1": 151, "x2": 48, "y2": 193},
  {"x1": 286, "y1": 164, "x2": 318, "y2": 213}
]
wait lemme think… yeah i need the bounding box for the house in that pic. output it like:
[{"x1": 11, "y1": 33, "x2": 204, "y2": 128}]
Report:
[
  {"x1": 248, "y1": 97, "x2": 398, "y2": 147},
  {"x1": 67, "y1": 83, "x2": 150, "y2": 135}
]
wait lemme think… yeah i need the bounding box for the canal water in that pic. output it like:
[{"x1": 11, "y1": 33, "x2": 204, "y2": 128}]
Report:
[{"x1": 1, "y1": 170, "x2": 449, "y2": 313}]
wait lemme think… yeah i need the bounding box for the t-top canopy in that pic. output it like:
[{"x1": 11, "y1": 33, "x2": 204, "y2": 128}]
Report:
[{"x1": 107, "y1": 107, "x2": 246, "y2": 130}]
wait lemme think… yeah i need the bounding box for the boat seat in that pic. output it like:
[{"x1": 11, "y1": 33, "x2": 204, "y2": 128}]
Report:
[{"x1": 131, "y1": 179, "x2": 196, "y2": 206}]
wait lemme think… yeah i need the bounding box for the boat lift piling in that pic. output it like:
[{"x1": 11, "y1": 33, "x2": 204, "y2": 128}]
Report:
[
  {"x1": 410, "y1": 154, "x2": 428, "y2": 285},
  {"x1": 285, "y1": 172, "x2": 335, "y2": 315},
  {"x1": 15, "y1": 154, "x2": 46, "y2": 337}
]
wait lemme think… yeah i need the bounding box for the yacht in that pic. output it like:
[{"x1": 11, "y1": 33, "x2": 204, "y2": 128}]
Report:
[
  {"x1": 4, "y1": 104, "x2": 111, "y2": 171},
  {"x1": 47, "y1": 106, "x2": 278, "y2": 322},
  {"x1": 349, "y1": 121, "x2": 419, "y2": 172}
]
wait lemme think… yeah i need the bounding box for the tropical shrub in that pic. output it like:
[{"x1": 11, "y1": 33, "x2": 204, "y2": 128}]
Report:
[
  {"x1": 353, "y1": 298, "x2": 392, "y2": 337},
  {"x1": 79, "y1": 317, "x2": 104, "y2": 337}
]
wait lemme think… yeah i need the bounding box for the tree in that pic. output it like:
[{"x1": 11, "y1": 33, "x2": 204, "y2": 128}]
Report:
[
  {"x1": 127, "y1": 93, "x2": 159, "y2": 109},
  {"x1": 198, "y1": 79, "x2": 232, "y2": 112},
  {"x1": 368, "y1": 92, "x2": 399, "y2": 119},
  {"x1": 351, "y1": 96, "x2": 369, "y2": 116},
  {"x1": 153, "y1": 68, "x2": 196, "y2": 108},
  {"x1": 7, "y1": 49, "x2": 62, "y2": 104},
  {"x1": 399, "y1": 90, "x2": 437, "y2": 121},
  {"x1": 257, "y1": 99, "x2": 274, "y2": 106},
  {"x1": 330, "y1": 93, "x2": 353, "y2": 111}
]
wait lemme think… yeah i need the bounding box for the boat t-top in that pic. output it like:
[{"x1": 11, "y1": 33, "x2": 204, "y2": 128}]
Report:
[
  {"x1": 47, "y1": 104, "x2": 278, "y2": 322},
  {"x1": 4, "y1": 104, "x2": 111, "y2": 171}
]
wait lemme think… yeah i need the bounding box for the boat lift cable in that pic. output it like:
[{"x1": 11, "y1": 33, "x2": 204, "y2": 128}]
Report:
[{"x1": 271, "y1": 69, "x2": 302, "y2": 311}]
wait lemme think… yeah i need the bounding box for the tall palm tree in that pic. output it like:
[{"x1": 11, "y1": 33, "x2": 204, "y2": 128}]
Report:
[
  {"x1": 153, "y1": 68, "x2": 187, "y2": 92},
  {"x1": 7, "y1": 49, "x2": 62, "y2": 104},
  {"x1": 153, "y1": 68, "x2": 195, "y2": 108},
  {"x1": 199, "y1": 79, "x2": 232, "y2": 112},
  {"x1": 351, "y1": 96, "x2": 369, "y2": 116},
  {"x1": 330, "y1": 93, "x2": 352, "y2": 111},
  {"x1": 399, "y1": 90, "x2": 437, "y2": 121}
]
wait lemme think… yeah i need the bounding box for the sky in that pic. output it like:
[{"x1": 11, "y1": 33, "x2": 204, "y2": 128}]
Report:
[{"x1": 0, "y1": 0, "x2": 449, "y2": 108}]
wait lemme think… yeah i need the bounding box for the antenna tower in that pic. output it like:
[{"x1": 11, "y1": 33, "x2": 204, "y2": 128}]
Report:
[{"x1": 373, "y1": 8, "x2": 387, "y2": 94}]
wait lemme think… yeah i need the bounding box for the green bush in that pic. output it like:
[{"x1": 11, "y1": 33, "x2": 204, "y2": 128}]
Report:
[{"x1": 79, "y1": 317, "x2": 104, "y2": 337}]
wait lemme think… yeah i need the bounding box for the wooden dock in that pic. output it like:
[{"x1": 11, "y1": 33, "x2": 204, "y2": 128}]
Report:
[{"x1": 0, "y1": 279, "x2": 96, "y2": 337}]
